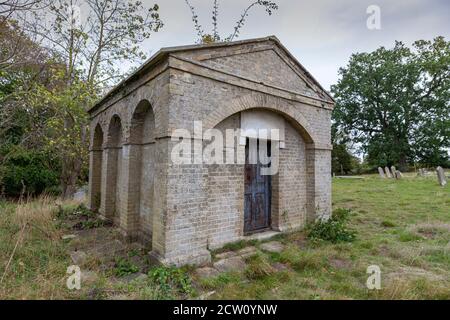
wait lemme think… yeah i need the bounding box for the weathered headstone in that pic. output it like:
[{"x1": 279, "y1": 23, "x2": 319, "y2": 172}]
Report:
[
  {"x1": 395, "y1": 170, "x2": 403, "y2": 180},
  {"x1": 417, "y1": 168, "x2": 424, "y2": 177},
  {"x1": 391, "y1": 166, "x2": 397, "y2": 177},
  {"x1": 378, "y1": 167, "x2": 385, "y2": 178},
  {"x1": 436, "y1": 166, "x2": 447, "y2": 187},
  {"x1": 385, "y1": 167, "x2": 392, "y2": 178}
]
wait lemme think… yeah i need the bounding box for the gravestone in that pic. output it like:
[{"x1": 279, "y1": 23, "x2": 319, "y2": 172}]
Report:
[
  {"x1": 417, "y1": 168, "x2": 424, "y2": 177},
  {"x1": 395, "y1": 170, "x2": 403, "y2": 180},
  {"x1": 391, "y1": 166, "x2": 397, "y2": 177},
  {"x1": 378, "y1": 167, "x2": 385, "y2": 178},
  {"x1": 436, "y1": 166, "x2": 447, "y2": 187},
  {"x1": 385, "y1": 167, "x2": 392, "y2": 178}
]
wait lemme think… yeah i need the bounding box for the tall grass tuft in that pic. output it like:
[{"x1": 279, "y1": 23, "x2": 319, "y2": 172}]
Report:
[{"x1": 0, "y1": 196, "x2": 68, "y2": 299}]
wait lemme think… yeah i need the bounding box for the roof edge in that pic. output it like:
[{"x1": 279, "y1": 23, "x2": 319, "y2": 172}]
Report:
[{"x1": 88, "y1": 35, "x2": 334, "y2": 113}]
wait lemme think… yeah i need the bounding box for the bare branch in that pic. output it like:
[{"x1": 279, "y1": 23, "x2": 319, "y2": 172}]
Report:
[{"x1": 184, "y1": 0, "x2": 204, "y2": 43}]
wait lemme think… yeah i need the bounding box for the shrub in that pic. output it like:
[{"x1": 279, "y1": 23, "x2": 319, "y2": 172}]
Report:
[
  {"x1": 0, "y1": 146, "x2": 60, "y2": 197},
  {"x1": 307, "y1": 208, "x2": 356, "y2": 243}
]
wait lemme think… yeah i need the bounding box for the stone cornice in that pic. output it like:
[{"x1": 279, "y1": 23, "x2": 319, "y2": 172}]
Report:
[{"x1": 168, "y1": 55, "x2": 334, "y2": 110}]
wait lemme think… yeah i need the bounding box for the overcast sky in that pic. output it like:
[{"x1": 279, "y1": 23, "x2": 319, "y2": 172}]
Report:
[{"x1": 137, "y1": 0, "x2": 449, "y2": 90}]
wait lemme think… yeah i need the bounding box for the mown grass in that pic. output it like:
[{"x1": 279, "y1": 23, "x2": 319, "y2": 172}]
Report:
[
  {"x1": 199, "y1": 174, "x2": 450, "y2": 300},
  {"x1": 0, "y1": 174, "x2": 449, "y2": 299}
]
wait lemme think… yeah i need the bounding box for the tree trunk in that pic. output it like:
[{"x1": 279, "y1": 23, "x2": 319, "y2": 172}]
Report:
[
  {"x1": 61, "y1": 155, "x2": 82, "y2": 199},
  {"x1": 398, "y1": 154, "x2": 408, "y2": 172}
]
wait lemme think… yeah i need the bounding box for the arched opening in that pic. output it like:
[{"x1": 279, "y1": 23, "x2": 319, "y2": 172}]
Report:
[
  {"x1": 205, "y1": 108, "x2": 312, "y2": 247},
  {"x1": 90, "y1": 124, "x2": 103, "y2": 211},
  {"x1": 129, "y1": 100, "x2": 155, "y2": 244},
  {"x1": 104, "y1": 115, "x2": 123, "y2": 224}
]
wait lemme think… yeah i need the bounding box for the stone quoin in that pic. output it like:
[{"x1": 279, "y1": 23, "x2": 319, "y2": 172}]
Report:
[{"x1": 87, "y1": 36, "x2": 334, "y2": 266}]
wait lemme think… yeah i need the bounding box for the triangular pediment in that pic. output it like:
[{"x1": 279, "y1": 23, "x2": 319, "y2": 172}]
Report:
[
  {"x1": 90, "y1": 36, "x2": 333, "y2": 113},
  {"x1": 172, "y1": 37, "x2": 333, "y2": 102}
]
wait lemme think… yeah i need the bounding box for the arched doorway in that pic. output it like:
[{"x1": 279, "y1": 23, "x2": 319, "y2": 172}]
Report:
[{"x1": 205, "y1": 108, "x2": 311, "y2": 247}]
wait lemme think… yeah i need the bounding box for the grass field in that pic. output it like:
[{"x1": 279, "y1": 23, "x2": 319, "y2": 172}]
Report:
[{"x1": 0, "y1": 174, "x2": 449, "y2": 300}]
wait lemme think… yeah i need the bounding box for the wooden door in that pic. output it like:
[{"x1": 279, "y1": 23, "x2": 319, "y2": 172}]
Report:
[{"x1": 244, "y1": 139, "x2": 271, "y2": 234}]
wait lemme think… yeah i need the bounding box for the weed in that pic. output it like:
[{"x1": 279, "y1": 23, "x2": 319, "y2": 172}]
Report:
[
  {"x1": 114, "y1": 258, "x2": 139, "y2": 277},
  {"x1": 199, "y1": 272, "x2": 241, "y2": 290},
  {"x1": 398, "y1": 231, "x2": 423, "y2": 242},
  {"x1": 307, "y1": 208, "x2": 356, "y2": 243},
  {"x1": 279, "y1": 246, "x2": 326, "y2": 271},
  {"x1": 215, "y1": 239, "x2": 258, "y2": 254},
  {"x1": 57, "y1": 203, "x2": 93, "y2": 220},
  {"x1": 381, "y1": 220, "x2": 396, "y2": 228},
  {"x1": 244, "y1": 254, "x2": 275, "y2": 280},
  {"x1": 74, "y1": 218, "x2": 107, "y2": 230},
  {"x1": 148, "y1": 266, "x2": 193, "y2": 299}
]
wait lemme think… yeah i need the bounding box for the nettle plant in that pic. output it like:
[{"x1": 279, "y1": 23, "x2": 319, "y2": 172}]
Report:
[{"x1": 185, "y1": 0, "x2": 278, "y2": 43}]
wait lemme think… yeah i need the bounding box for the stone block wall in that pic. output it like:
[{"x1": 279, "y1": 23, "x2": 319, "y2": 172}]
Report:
[{"x1": 273, "y1": 120, "x2": 308, "y2": 231}]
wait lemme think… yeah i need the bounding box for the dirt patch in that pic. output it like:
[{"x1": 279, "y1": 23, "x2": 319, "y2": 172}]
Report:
[
  {"x1": 293, "y1": 235, "x2": 308, "y2": 249},
  {"x1": 272, "y1": 262, "x2": 291, "y2": 272},
  {"x1": 378, "y1": 245, "x2": 390, "y2": 256},
  {"x1": 408, "y1": 223, "x2": 450, "y2": 240},
  {"x1": 385, "y1": 267, "x2": 446, "y2": 283}
]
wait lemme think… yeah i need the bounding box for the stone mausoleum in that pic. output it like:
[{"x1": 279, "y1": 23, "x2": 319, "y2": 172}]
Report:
[{"x1": 88, "y1": 36, "x2": 334, "y2": 266}]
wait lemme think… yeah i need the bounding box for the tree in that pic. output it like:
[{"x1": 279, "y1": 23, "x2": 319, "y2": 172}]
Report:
[
  {"x1": 2, "y1": 0, "x2": 163, "y2": 197},
  {"x1": 332, "y1": 144, "x2": 354, "y2": 175},
  {"x1": 331, "y1": 124, "x2": 359, "y2": 175},
  {"x1": 331, "y1": 37, "x2": 450, "y2": 170},
  {"x1": 184, "y1": 0, "x2": 278, "y2": 43},
  {"x1": 1, "y1": 19, "x2": 57, "y2": 147},
  {"x1": 16, "y1": 71, "x2": 94, "y2": 197},
  {"x1": 0, "y1": 21, "x2": 65, "y2": 197},
  {"x1": 22, "y1": 0, "x2": 163, "y2": 87},
  {"x1": 0, "y1": 0, "x2": 45, "y2": 17}
]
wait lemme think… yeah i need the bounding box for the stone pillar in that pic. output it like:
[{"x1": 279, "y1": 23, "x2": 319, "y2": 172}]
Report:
[
  {"x1": 306, "y1": 145, "x2": 332, "y2": 222},
  {"x1": 88, "y1": 148, "x2": 103, "y2": 211},
  {"x1": 119, "y1": 144, "x2": 142, "y2": 240},
  {"x1": 99, "y1": 147, "x2": 119, "y2": 219},
  {"x1": 150, "y1": 138, "x2": 169, "y2": 262},
  {"x1": 150, "y1": 138, "x2": 211, "y2": 266}
]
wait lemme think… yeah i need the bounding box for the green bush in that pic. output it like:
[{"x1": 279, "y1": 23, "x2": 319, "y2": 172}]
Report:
[
  {"x1": 0, "y1": 146, "x2": 60, "y2": 197},
  {"x1": 307, "y1": 208, "x2": 357, "y2": 243}
]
